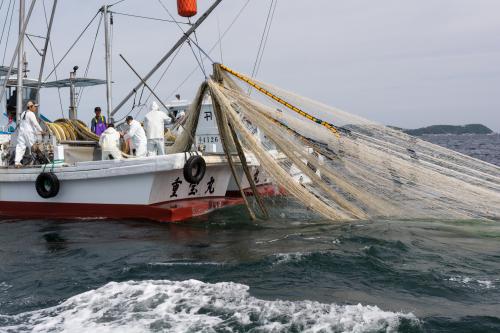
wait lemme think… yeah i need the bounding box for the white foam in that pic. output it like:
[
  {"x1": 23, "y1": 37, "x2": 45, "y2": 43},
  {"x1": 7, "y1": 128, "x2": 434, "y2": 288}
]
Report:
[
  {"x1": 272, "y1": 250, "x2": 341, "y2": 266},
  {"x1": 148, "y1": 261, "x2": 224, "y2": 267},
  {"x1": 448, "y1": 276, "x2": 496, "y2": 289},
  {"x1": 273, "y1": 252, "x2": 308, "y2": 265},
  {"x1": 0, "y1": 282, "x2": 12, "y2": 292},
  {"x1": 0, "y1": 280, "x2": 419, "y2": 333},
  {"x1": 477, "y1": 280, "x2": 494, "y2": 289}
]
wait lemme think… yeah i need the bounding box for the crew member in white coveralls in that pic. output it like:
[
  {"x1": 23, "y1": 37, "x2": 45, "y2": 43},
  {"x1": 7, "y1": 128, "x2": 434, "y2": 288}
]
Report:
[
  {"x1": 14, "y1": 101, "x2": 44, "y2": 168},
  {"x1": 123, "y1": 116, "x2": 147, "y2": 157},
  {"x1": 99, "y1": 123, "x2": 122, "y2": 160},
  {"x1": 143, "y1": 101, "x2": 171, "y2": 156}
]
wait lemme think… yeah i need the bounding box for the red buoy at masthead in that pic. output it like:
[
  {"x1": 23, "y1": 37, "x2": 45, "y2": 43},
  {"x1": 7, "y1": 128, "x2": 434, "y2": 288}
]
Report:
[{"x1": 177, "y1": 0, "x2": 197, "y2": 17}]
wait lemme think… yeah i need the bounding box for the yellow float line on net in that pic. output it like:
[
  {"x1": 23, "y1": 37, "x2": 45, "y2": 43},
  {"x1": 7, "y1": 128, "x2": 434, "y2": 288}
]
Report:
[{"x1": 219, "y1": 64, "x2": 340, "y2": 138}]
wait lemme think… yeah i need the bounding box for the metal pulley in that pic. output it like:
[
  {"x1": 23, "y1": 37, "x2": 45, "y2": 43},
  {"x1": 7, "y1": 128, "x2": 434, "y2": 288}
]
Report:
[{"x1": 177, "y1": 0, "x2": 197, "y2": 17}]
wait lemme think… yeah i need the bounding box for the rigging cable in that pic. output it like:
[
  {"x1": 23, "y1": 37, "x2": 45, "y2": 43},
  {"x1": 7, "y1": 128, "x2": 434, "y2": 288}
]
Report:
[
  {"x1": 250, "y1": 0, "x2": 274, "y2": 80},
  {"x1": 1, "y1": 0, "x2": 14, "y2": 65},
  {"x1": 25, "y1": 34, "x2": 44, "y2": 56},
  {"x1": 132, "y1": 86, "x2": 146, "y2": 118},
  {"x1": 114, "y1": 43, "x2": 184, "y2": 124},
  {"x1": 119, "y1": 85, "x2": 144, "y2": 123},
  {"x1": 109, "y1": 0, "x2": 126, "y2": 8},
  {"x1": 186, "y1": 39, "x2": 207, "y2": 78},
  {"x1": 77, "y1": 11, "x2": 103, "y2": 107},
  {"x1": 156, "y1": 0, "x2": 210, "y2": 76},
  {"x1": 134, "y1": 43, "x2": 184, "y2": 117},
  {"x1": 189, "y1": 17, "x2": 206, "y2": 77},
  {"x1": 216, "y1": 15, "x2": 223, "y2": 64},
  {"x1": 130, "y1": 88, "x2": 137, "y2": 110},
  {"x1": 137, "y1": 85, "x2": 145, "y2": 107},
  {"x1": 109, "y1": 11, "x2": 189, "y2": 25},
  {"x1": 42, "y1": 0, "x2": 64, "y2": 118},
  {"x1": 254, "y1": 0, "x2": 277, "y2": 80},
  {"x1": 164, "y1": 0, "x2": 251, "y2": 101},
  {"x1": 0, "y1": 0, "x2": 12, "y2": 49},
  {"x1": 114, "y1": 44, "x2": 183, "y2": 124},
  {"x1": 102, "y1": 6, "x2": 189, "y2": 119},
  {"x1": 250, "y1": 0, "x2": 278, "y2": 90},
  {"x1": 44, "y1": 10, "x2": 101, "y2": 81},
  {"x1": 110, "y1": 10, "x2": 114, "y2": 112}
]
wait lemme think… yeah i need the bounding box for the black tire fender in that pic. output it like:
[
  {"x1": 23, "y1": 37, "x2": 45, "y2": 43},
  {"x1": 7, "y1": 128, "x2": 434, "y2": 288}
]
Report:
[
  {"x1": 35, "y1": 172, "x2": 60, "y2": 199},
  {"x1": 183, "y1": 155, "x2": 206, "y2": 184}
]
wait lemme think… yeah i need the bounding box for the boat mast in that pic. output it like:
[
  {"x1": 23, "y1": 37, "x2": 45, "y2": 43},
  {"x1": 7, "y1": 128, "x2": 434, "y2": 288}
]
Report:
[
  {"x1": 103, "y1": 5, "x2": 112, "y2": 123},
  {"x1": 36, "y1": 0, "x2": 58, "y2": 105},
  {"x1": 0, "y1": 0, "x2": 37, "y2": 110},
  {"x1": 16, "y1": 0, "x2": 25, "y2": 122}
]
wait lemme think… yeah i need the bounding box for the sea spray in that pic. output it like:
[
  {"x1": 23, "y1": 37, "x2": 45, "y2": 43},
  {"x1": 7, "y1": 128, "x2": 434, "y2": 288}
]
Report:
[{"x1": 0, "y1": 280, "x2": 419, "y2": 333}]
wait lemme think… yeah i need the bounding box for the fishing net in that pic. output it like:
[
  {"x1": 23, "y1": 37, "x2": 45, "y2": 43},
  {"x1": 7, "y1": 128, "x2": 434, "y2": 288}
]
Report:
[
  {"x1": 167, "y1": 82, "x2": 208, "y2": 154},
  {"x1": 206, "y1": 66, "x2": 500, "y2": 221}
]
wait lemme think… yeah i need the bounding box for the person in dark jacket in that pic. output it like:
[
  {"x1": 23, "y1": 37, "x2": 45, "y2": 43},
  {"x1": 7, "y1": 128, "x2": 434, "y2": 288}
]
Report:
[{"x1": 91, "y1": 107, "x2": 107, "y2": 136}]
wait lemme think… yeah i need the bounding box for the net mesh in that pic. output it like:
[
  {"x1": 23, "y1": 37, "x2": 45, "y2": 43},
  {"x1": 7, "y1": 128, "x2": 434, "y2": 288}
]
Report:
[
  {"x1": 206, "y1": 67, "x2": 500, "y2": 221},
  {"x1": 167, "y1": 82, "x2": 208, "y2": 154}
]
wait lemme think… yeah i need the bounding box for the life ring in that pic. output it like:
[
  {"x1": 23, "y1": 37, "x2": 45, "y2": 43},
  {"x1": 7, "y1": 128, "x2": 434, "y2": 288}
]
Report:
[
  {"x1": 35, "y1": 172, "x2": 60, "y2": 199},
  {"x1": 183, "y1": 155, "x2": 206, "y2": 184}
]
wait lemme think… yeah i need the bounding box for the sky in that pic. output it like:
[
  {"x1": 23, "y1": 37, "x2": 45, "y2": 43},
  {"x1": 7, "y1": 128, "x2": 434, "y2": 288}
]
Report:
[{"x1": 1, "y1": 0, "x2": 499, "y2": 131}]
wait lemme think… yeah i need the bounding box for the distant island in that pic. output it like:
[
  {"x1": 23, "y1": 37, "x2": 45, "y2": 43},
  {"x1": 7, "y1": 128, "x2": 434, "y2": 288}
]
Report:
[{"x1": 390, "y1": 124, "x2": 494, "y2": 136}]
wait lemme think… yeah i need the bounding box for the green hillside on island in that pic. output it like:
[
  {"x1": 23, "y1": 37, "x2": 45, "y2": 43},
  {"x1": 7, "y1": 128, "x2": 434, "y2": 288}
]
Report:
[{"x1": 399, "y1": 124, "x2": 493, "y2": 136}]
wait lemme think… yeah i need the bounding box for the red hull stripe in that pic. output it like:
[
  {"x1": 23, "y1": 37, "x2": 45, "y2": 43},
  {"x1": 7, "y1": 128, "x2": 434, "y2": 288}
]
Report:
[{"x1": 0, "y1": 185, "x2": 281, "y2": 223}]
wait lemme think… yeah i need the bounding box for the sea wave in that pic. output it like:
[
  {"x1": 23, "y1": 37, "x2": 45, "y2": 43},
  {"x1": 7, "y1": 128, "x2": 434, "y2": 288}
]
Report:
[
  {"x1": 0, "y1": 280, "x2": 419, "y2": 333},
  {"x1": 448, "y1": 276, "x2": 497, "y2": 290},
  {"x1": 0, "y1": 282, "x2": 12, "y2": 292},
  {"x1": 272, "y1": 252, "x2": 310, "y2": 265},
  {"x1": 147, "y1": 261, "x2": 225, "y2": 267}
]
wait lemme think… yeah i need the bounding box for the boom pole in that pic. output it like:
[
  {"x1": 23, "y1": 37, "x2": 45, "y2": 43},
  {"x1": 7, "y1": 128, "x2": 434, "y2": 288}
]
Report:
[
  {"x1": 111, "y1": 0, "x2": 223, "y2": 117},
  {"x1": 119, "y1": 54, "x2": 174, "y2": 119}
]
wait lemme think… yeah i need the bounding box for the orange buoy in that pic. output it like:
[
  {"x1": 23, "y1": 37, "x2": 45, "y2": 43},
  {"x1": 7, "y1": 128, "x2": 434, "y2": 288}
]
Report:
[{"x1": 177, "y1": 0, "x2": 197, "y2": 17}]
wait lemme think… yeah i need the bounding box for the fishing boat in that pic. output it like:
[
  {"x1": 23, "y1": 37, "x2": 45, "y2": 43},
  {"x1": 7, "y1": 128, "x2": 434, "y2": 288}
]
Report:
[
  {"x1": 0, "y1": 153, "x2": 278, "y2": 222},
  {"x1": 3, "y1": 1, "x2": 496, "y2": 224},
  {"x1": 0, "y1": 0, "x2": 280, "y2": 223},
  {"x1": 0, "y1": 88, "x2": 277, "y2": 222}
]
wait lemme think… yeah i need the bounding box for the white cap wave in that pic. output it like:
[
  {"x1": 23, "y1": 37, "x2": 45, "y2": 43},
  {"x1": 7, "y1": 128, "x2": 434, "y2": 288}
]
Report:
[{"x1": 1, "y1": 280, "x2": 419, "y2": 332}]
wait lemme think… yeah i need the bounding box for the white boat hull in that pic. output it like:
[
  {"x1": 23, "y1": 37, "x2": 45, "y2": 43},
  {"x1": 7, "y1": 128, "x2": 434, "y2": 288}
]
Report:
[{"x1": 0, "y1": 153, "x2": 280, "y2": 222}]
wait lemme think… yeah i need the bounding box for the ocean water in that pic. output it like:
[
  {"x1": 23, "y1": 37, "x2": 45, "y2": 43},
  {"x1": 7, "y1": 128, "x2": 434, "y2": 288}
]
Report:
[
  {"x1": 420, "y1": 133, "x2": 500, "y2": 166},
  {"x1": 0, "y1": 134, "x2": 499, "y2": 333}
]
